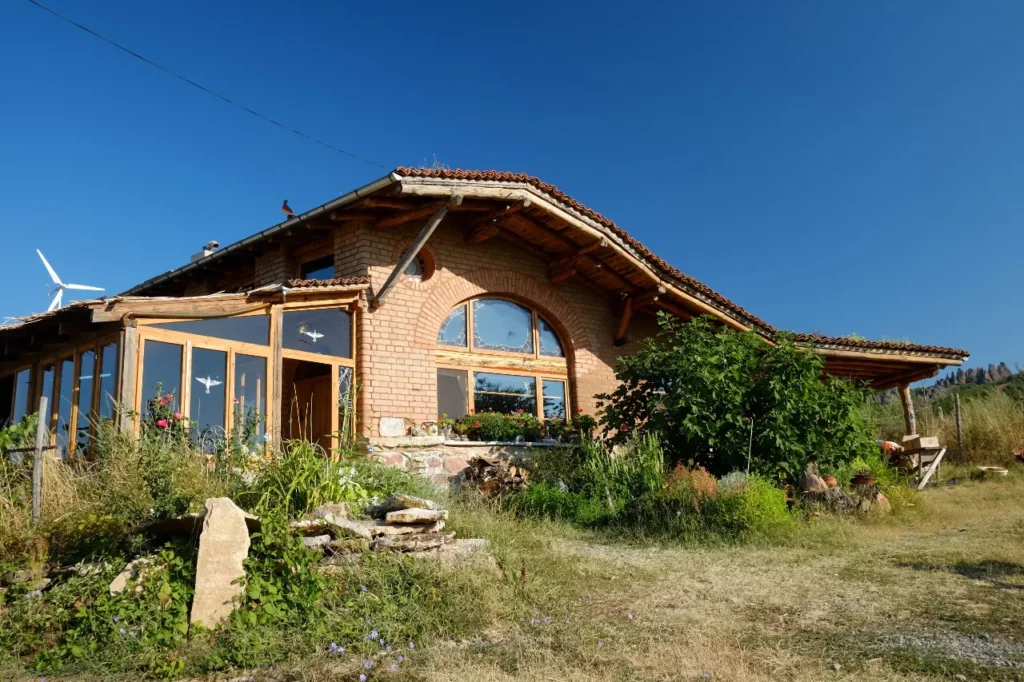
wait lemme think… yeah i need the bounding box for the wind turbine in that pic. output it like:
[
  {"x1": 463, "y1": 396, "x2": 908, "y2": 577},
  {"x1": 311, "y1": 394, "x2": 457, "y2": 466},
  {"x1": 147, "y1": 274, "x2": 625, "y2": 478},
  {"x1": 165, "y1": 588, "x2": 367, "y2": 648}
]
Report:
[{"x1": 37, "y1": 250, "x2": 104, "y2": 312}]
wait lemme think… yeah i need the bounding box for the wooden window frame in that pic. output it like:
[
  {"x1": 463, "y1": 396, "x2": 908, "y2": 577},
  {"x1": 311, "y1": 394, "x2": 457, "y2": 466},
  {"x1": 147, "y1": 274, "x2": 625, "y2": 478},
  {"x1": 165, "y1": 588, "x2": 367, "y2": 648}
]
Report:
[{"x1": 435, "y1": 297, "x2": 569, "y2": 422}]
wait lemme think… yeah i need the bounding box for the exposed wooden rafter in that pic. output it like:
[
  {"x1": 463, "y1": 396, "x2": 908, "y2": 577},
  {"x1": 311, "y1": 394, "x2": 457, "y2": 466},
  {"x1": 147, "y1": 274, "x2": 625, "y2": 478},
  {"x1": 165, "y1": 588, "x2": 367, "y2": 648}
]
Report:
[
  {"x1": 464, "y1": 200, "x2": 531, "y2": 246},
  {"x1": 377, "y1": 201, "x2": 448, "y2": 229},
  {"x1": 547, "y1": 237, "x2": 609, "y2": 284},
  {"x1": 631, "y1": 286, "x2": 667, "y2": 310}
]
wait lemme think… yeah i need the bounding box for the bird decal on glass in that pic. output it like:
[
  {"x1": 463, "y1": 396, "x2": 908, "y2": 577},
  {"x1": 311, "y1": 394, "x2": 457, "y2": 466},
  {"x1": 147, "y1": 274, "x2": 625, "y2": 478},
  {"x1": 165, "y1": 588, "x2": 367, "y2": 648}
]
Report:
[
  {"x1": 195, "y1": 376, "x2": 223, "y2": 394},
  {"x1": 302, "y1": 329, "x2": 325, "y2": 343},
  {"x1": 282, "y1": 200, "x2": 295, "y2": 218}
]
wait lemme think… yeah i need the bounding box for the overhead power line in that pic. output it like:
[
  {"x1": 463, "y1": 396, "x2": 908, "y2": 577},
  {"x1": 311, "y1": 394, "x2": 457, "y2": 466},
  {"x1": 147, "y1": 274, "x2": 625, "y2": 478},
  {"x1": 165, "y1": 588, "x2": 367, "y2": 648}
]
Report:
[{"x1": 24, "y1": 0, "x2": 388, "y2": 169}]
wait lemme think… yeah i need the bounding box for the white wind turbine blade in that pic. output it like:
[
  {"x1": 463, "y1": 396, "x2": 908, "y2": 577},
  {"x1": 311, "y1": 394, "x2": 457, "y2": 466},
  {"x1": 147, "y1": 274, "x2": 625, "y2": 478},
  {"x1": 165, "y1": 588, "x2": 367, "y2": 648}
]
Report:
[
  {"x1": 47, "y1": 288, "x2": 64, "y2": 312},
  {"x1": 37, "y1": 249, "x2": 62, "y2": 285},
  {"x1": 64, "y1": 284, "x2": 105, "y2": 292}
]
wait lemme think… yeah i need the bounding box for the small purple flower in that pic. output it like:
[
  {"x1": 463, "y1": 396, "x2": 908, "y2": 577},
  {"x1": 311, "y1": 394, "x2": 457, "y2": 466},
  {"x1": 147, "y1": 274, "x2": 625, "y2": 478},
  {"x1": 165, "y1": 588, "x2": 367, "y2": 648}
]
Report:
[
  {"x1": 598, "y1": 641, "x2": 604, "y2": 648},
  {"x1": 704, "y1": 674, "x2": 711, "y2": 679},
  {"x1": 398, "y1": 655, "x2": 405, "y2": 662},
  {"x1": 565, "y1": 618, "x2": 571, "y2": 623},
  {"x1": 385, "y1": 644, "x2": 391, "y2": 651},
  {"x1": 359, "y1": 676, "x2": 367, "y2": 682},
  {"x1": 369, "y1": 630, "x2": 379, "y2": 640},
  {"x1": 24, "y1": 593, "x2": 31, "y2": 600},
  {"x1": 119, "y1": 627, "x2": 126, "y2": 635},
  {"x1": 391, "y1": 663, "x2": 399, "y2": 671},
  {"x1": 361, "y1": 584, "x2": 368, "y2": 592},
  {"x1": 408, "y1": 641, "x2": 415, "y2": 649},
  {"x1": 33, "y1": 589, "x2": 41, "y2": 596},
  {"x1": 113, "y1": 616, "x2": 120, "y2": 623},
  {"x1": 627, "y1": 613, "x2": 634, "y2": 621},
  {"x1": 364, "y1": 659, "x2": 373, "y2": 669},
  {"x1": 543, "y1": 616, "x2": 551, "y2": 624}
]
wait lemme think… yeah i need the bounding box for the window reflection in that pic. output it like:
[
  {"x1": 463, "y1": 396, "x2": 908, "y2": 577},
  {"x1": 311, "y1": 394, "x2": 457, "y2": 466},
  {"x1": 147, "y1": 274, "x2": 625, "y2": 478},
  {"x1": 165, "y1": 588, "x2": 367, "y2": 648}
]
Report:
[
  {"x1": 12, "y1": 368, "x2": 31, "y2": 423},
  {"x1": 300, "y1": 255, "x2": 334, "y2": 281},
  {"x1": 538, "y1": 317, "x2": 564, "y2": 358},
  {"x1": 190, "y1": 348, "x2": 227, "y2": 448},
  {"x1": 542, "y1": 380, "x2": 567, "y2": 420},
  {"x1": 55, "y1": 358, "x2": 74, "y2": 458},
  {"x1": 40, "y1": 365, "x2": 54, "y2": 428},
  {"x1": 472, "y1": 300, "x2": 534, "y2": 354},
  {"x1": 98, "y1": 343, "x2": 118, "y2": 422},
  {"x1": 283, "y1": 309, "x2": 351, "y2": 358},
  {"x1": 152, "y1": 315, "x2": 269, "y2": 345},
  {"x1": 437, "y1": 305, "x2": 467, "y2": 347},
  {"x1": 141, "y1": 341, "x2": 182, "y2": 417},
  {"x1": 473, "y1": 372, "x2": 536, "y2": 415},
  {"x1": 76, "y1": 350, "x2": 96, "y2": 456},
  {"x1": 437, "y1": 368, "x2": 468, "y2": 419},
  {"x1": 234, "y1": 354, "x2": 266, "y2": 441}
]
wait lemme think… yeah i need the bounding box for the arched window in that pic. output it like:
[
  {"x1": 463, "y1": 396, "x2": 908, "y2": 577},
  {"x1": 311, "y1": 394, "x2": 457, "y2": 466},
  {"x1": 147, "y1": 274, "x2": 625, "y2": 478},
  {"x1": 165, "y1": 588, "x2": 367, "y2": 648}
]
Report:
[{"x1": 436, "y1": 298, "x2": 568, "y2": 421}]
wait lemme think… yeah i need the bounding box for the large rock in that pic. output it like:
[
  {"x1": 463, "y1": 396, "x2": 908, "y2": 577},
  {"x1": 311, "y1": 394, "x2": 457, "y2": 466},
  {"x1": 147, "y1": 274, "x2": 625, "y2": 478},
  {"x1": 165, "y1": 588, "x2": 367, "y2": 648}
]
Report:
[
  {"x1": 109, "y1": 557, "x2": 154, "y2": 596},
  {"x1": 367, "y1": 493, "x2": 440, "y2": 518},
  {"x1": 385, "y1": 508, "x2": 448, "y2": 525},
  {"x1": 190, "y1": 498, "x2": 251, "y2": 630},
  {"x1": 371, "y1": 531, "x2": 455, "y2": 552},
  {"x1": 801, "y1": 471, "x2": 829, "y2": 494},
  {"x1": 378, "y1": 417, "x2": 407, "y2": 437},
  {"x1": 315, "y1": 504, "x2": 373, "y2": 540}
]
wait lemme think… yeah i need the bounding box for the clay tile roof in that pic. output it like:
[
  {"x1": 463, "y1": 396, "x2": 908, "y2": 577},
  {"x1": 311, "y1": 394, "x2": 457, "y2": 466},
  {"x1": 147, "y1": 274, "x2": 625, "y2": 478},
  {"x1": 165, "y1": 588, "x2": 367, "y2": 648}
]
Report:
[
  {"x1": 287, "y1": 276, "x2": 371, "y2": 289},
  {"x1": 395, "y1": 167, "x2": 776, "y2": 334},
  {"x1": 789, "y1": 333, "x2": 969, "y2": 357}
]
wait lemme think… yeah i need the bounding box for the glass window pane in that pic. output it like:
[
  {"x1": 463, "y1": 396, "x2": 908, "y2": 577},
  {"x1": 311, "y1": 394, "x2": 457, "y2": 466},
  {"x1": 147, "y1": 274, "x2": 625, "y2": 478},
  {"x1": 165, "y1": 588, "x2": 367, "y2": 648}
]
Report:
[
  {"x1": 542, "y1": 380, "x2": 567, "y2": 420},
  {"x1": 0, "y1": 375, "x2": 12, "y2": 426},
  {"x1": 152, "y1": 315, "x2": 269, "y2": 345},
  {"x1": 437, "y1": 305, "x2": 467, "y2": 347},
  {"x1": 190, "y1": 348, "x2": 227, "y2": 447},
  {"x1": 437, "y1": 369, "x2": 468, "y2": 419},
  {"x1": 141, "y1": 340, "x2": 182, "y2": 417},
  {"x1": 12, "y1": 368, "x2": 31, "y2": 423},
  {"x1": 473, "y1": 372, "x2": 536, "y2": 415},
  {"x1": 76, "y1": 350, "x2": 96, "y2": 456},
  {"x1": 538, "y1": 317, "x2": 564, "y2": 358},
  {"x1": 40, "y1": 365, "x2": 54, "y2": 425},
  {"x1": 404, "y1": 256, "x2": 425, "y2": 282},
  {"x1": 338, "y1": 366, "x2": 354, "y2": 439},
  {"x1": 55, "y1": 358, "x2": 75, "y2": 458},
  {"x1": 98, "y1": 343, "x2": 118, "y2": 421},
  {"x1": 472, "y1": 299, "x2": 534, "y2": 354},
  {"x1": 234, "y1": 354, "x2": 266, "y2": 442},
  {"x1": 283, "y1": 309, "x2": 351, "y2": 358},
  {"x1": 300, "y1": 256, "x2": 334, "y2": 281}
]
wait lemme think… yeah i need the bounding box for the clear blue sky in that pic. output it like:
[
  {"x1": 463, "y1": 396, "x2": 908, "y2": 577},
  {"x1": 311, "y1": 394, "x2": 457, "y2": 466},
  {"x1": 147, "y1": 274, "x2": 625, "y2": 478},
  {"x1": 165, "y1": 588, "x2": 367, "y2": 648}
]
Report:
[{"x1": 2, "y1": 1, "x2": 1021, "y2": 377}]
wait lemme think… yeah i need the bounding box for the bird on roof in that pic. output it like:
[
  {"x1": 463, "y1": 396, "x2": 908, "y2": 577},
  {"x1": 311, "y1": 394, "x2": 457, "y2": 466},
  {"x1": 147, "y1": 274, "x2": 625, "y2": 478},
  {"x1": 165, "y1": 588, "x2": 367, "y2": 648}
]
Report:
[{"x1": 282, "y1": 200, "x2": 295, "y2": 218}]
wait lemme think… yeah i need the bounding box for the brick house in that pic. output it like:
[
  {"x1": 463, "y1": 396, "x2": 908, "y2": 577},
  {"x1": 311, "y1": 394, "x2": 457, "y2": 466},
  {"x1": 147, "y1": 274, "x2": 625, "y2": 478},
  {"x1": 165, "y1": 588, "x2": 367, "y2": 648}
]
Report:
[{"x1": 0, "y1": 169, "x2": 967, "y2": 466}]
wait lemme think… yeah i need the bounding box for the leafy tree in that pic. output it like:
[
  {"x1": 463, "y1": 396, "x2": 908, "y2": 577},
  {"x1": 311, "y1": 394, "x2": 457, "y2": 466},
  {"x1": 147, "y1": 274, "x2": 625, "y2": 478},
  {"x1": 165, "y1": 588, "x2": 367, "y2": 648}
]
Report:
[{"x1": 596, "y1": 314, "x2": 876, "y2": 482}]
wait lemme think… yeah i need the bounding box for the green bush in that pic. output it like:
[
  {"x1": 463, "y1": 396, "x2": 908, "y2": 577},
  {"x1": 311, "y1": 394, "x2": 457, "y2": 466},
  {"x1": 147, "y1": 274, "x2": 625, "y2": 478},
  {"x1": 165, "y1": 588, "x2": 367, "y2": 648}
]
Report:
[{"x1": 596, "y1": 314, "x2": 877, "y2": 482}]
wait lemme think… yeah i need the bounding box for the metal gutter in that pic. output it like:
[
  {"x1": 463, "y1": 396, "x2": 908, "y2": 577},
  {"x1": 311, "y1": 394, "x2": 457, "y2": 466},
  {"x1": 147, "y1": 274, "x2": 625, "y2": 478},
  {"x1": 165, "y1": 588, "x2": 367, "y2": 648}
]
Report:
[{"x1": 120, "y1": 172, "x2": 401, "y2": 296}]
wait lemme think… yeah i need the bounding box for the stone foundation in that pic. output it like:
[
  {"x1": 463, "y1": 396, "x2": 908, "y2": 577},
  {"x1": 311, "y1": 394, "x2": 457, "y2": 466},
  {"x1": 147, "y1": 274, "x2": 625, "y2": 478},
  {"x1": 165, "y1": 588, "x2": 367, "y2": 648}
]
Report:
[{"x1": 366, "y1": 437, "x2": 570, "y2": 483}]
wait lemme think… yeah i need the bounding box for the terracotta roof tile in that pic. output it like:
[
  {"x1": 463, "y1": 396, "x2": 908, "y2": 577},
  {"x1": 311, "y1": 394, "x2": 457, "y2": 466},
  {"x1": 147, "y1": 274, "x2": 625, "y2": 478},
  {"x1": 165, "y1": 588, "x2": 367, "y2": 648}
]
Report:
[
  {"x1": 287, "y1": 276, "x2": 370, "y2": 289},
  {"x1": 395, "y1": 167, "x2": 776, "y2": 333},
  {"x1": 790, "y1": 333, "x2": 968, "y2": 357}
]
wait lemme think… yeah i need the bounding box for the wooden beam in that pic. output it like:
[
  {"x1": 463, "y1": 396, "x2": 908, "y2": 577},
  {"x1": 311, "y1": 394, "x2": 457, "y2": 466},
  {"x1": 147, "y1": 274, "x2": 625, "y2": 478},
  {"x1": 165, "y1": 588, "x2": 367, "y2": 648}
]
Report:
[
  {"x1": 463, "y1": 201, "x2": 531, "y2": 246},
  {"x1": 361, "y1": 197, "x2": 420, "y2": 210},
  {"x1": 631, "y1": 286, "x2": 667, "y2": 309},
  {"x1": 91, "y1": 295, "x2": 264, "y2": 323},
  {"x1": 614, "y1": 296, "x2": 633, "y2": 346},
  {"x1": 269, "y1": 304, "x2": 283, "y2": 443},
  {"x1": 371, "y1": 196, "x2": 462, "y2": 309},
  {"x1": 465, "y1": 223, "x2": 502, "y2": 246},
  {"x1": 547, "y1": 238, "x2": 609, "y2": 284},
  {"x1": 898, "y1": 382, "x2": 918, "y2": 438},
  {"x1": 376, "y1": 201, "x2": 447, "y2": 229},
  {"x1": 328, "y1": 211, "x2": 380, "y2": 222},
  {"x1": 118, "y1": 323, "x2": 138, "y2": 432}
]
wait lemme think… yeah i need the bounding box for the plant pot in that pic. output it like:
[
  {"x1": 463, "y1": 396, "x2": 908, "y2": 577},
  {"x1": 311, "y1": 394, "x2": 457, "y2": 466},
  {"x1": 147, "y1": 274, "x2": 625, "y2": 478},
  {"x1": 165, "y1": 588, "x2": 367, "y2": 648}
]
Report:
[
  {"x1": 851, "y1": 474, "x2": 875, "y2": 487},
  {"x1": 822, "y1": 475, "x2": 838, "y2": 488}
]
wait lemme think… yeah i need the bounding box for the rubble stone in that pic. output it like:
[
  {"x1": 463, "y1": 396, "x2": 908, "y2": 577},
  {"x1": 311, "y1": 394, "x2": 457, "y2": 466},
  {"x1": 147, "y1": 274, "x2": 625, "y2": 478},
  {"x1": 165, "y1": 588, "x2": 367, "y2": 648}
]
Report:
[
  {"x1": 385, "y1": 508, "x2": 448, "y2": 524},
  {"x1": 190, "y1": 498, "x2": 251, "y2": 629}
]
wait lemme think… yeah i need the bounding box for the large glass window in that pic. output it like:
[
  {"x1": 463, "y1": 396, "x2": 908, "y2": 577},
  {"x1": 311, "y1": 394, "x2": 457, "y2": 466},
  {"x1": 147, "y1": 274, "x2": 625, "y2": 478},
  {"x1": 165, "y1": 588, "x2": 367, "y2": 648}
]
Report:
[
  {"x1": 40, "y1": 365, "x2": 54, "y2": 426},
  {"x1": 75, "y1": 350, "x2": 96, "y2": 455},
  {"x1": 538, "y1": 318, "x2": 565, "y2": 358},
  {"x1": 152, "y1": 315, "x2": 269, "y2": 345},
  {"x1": 437, "y1": 369, "x2": 468, "y2": 419},
  {"x1": 55, "y1": 358, "x2": 75, "y2": 458},
  {"x1": 12, "y1": 368, "x2": 31, "y2": 423},
  {"x1": 190, "y1": 348, "x2": 227, "y2": 447},
  {"x1": 472, "y1": 299, "x2": 534, "y2": 354},
  {"x1": 141, "y1": 340, "x2": 182, "y2": 417},
  {"x1": 98, "y1": 342, "x2": 118, "y2": 421},
  {"x1": 234, "y1": 354, "x2": 266, "y2": 437},
  {"x1": 474, "y1": 372, "x2": 537, "y2": 415},
  {"x1": 283, "y1": 309, "x2": 351, "y2": 358}
]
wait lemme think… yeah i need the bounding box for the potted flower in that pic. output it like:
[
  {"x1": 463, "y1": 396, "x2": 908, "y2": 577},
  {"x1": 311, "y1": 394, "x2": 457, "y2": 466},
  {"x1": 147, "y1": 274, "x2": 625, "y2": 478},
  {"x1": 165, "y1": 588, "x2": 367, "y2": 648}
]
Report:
[{"x1": 851, "y1": 468, "x2": 876, "y2": 487}]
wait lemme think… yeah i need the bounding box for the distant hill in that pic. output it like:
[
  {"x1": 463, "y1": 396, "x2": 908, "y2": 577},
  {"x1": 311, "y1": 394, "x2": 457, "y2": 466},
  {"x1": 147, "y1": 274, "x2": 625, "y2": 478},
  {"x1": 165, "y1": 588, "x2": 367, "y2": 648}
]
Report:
[{"x1": 871, "y1": 362, "x2": 1024, "y2": 409}]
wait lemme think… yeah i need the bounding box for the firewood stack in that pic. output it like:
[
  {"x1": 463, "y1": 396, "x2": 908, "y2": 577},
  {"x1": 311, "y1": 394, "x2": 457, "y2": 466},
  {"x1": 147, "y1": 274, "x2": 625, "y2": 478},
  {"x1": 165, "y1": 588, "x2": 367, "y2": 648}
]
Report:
[{"x1": 464, "y1": 455, "x2": 529, "y2": 499}]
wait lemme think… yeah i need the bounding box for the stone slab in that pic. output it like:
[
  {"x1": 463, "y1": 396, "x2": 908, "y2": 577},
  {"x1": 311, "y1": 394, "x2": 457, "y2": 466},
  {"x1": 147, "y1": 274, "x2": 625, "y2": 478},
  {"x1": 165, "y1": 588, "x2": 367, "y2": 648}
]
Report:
[
  {"x1": 371, "y1": 531, "x2": 455, "y2": 553},
  {"x1": 385, "y1": 508, "x2": 448, "y2": 525},
  {"x1": 190, "y1": 498, "x2": 251, "y2": 630},
  {"x1": 109, "y1": 557, "x2": 154, "y2": 596},
  {"x1": 370, "y1": 519, "x2": 445, "y2": 537},
  {"x1": 367, "y1": 493, "x2": 440, "y2": 518},
  {"x1": 378, "y1": 417, "x2": 407, "y2": 438}
]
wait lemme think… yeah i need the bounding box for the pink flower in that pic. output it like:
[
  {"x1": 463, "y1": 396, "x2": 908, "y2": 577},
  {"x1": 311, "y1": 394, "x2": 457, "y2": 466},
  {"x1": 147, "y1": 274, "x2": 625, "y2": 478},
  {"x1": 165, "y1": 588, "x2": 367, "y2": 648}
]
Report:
[
  {"x1": 577, "y1": 408, "x2": 584, "y2": 414},
  {"x1": 155, "y1": 419, "x2": 168, "y2": 429},
  {"x1": 173, "y1": 412, "x2": 182, "y2": 420},
  {"x1": 517, "y1": 409, "x2": 524, "y2": 414},
  {"x1": 469, "y1": 408, "x2": 475, "y2": 414},
  {"x1": 165, "y1": 393, "x2": 174, "y2": 401},
  {"x1": 158, "y1": 397, "x2": 168, "y2": 406}
]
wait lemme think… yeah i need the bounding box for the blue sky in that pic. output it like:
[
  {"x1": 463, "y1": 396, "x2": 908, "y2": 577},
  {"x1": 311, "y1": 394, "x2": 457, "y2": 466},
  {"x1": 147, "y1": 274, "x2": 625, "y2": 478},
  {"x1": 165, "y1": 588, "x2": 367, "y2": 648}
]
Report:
[{"x1": 2, "y1": 1, "x2": 1021, "y2": 376}]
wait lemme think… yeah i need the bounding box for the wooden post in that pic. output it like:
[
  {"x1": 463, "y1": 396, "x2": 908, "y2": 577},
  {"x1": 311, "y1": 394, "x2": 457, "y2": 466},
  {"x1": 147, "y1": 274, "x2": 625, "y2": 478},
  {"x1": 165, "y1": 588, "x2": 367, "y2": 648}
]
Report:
[
  {"x1": 269, "y1": 304, "x2": 284, "y2": 444},
  {"x1": 32, "y1": 396, "x2": 48, "y2": 526},
  {"x1": 954, "y1": 393, "x2": 963, "y2": 457},
  {"x1": 118, "y1": 323, "x2": 139, "y2": 433},
  {"x1": 898, "y1": 382, "x2": 917, "y2": 439}
]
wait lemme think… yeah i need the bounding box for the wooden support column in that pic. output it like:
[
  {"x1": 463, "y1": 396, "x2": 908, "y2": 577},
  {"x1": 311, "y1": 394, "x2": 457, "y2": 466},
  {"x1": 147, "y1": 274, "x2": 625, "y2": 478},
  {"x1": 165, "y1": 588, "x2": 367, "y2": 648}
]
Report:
[
  {"x1": 614, "y1": 296, "x2": 633, "y2": 347},
  {"x1": 372, "y1": 195, "x2": 462, "y2": 309},
  {"x1": 270, "y1": 304, "x2": 283, "y2": 443},
  {"x1": 898, "y1": 382, "x2": 917, "y2": 439},
  {"x1": 117, "y1": 322, "x2": 138, "y2": 433}
]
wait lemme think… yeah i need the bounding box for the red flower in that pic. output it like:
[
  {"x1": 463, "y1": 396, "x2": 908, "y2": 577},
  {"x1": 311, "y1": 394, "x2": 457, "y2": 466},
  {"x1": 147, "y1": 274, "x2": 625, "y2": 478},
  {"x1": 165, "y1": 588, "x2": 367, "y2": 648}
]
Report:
[
  {"x1": 620, "y1": 424, "x2": 630, "y2": 432},
  {"x1": 473, "y1": 421, "x2": 481, "y2": 428},
  {"x1": 657, "y1": 404, "x2": 666, "y2": 412},
  {"x1": 577, "y1": 408, "x2": 583, "y2": 414},
  {"x1": 173, "y1": 412, "x2": 182, "y2": 420},
  {"x1": 232, "y1": 398, "x2": 239, "y2": 404},
  {"x1": 165, "y1": 393, "x2": 174, "y2": 401},
  {"x1": 469, "y1": 409, "x2": 475, "y2": 414},
  {"x1": 517, "y1": 409, "x2": 524, "y2": 414},
  {"x1": 517, "y1": 423, "x2": 524, "y2": 428},
  {"x1": 155, "y1": 419, "x2": 169, "y2": 429}
]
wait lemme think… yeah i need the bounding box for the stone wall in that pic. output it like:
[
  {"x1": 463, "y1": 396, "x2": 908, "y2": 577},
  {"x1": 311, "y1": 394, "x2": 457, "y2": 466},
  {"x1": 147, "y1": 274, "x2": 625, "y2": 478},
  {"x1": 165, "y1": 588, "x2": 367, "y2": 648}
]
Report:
[{"x1": 366, "y1": 437, "x2": 570, "y2": 483}]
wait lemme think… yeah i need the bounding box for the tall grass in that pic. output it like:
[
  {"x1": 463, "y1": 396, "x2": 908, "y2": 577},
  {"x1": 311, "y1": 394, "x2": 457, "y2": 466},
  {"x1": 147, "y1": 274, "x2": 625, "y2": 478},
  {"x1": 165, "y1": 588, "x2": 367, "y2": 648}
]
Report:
[{"x1": 867, "y1": 390, "x2": 1024, "y2": 465}]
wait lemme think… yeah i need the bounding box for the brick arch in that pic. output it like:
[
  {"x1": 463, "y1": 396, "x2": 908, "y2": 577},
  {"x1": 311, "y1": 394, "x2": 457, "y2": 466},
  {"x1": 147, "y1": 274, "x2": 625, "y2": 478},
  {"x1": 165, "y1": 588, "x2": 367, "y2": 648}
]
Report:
[{"x1": 413, "y1": 268, "x2": 592, "y2": 358}]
